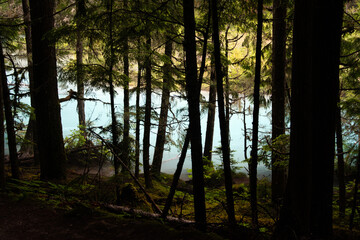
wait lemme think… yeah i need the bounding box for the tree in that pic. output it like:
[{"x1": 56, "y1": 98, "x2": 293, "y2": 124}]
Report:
[
  {"x1": 249, "y1": 0, "x2": 263, "y2": 228},
  {"x1": 75, "y1": 0, "x2": 86, "y2": 137},
  {"x1": 0, "y1": 61, "x2": 3, "y2": 187},
  {"x1": 20, "y1": 0, "x2": 39, "y2": 161},
  {"x1": 277, "y1": 0, "x2": 343, "y2": 238},
  {"x1": 29, "y1": 0, "x2": 67, "y2": 180},
  {"x1": 151, "y1": 37, "x2": 173, "y2": 176},
  {"x1": 183, "y1": 0, "x2": 206, "y2": 229},
  {"x1": 203, "y1": 62, "x2": 216, "y2": 167},
  {"x1": 211, "y1": 0, "x2": 236, "y2": 224},
  {"x1": 122, "y1": 0, "x2": 130, "y2": 172},
  {"x1": 0, "y1": 42, "x2": 20, "y2": 179},
  {"x1": 143, "y1": 34, "x2": 153, "y2": 188},
  {"x1": 271, "y1": 0, "x2": 288, "y2": 203}
]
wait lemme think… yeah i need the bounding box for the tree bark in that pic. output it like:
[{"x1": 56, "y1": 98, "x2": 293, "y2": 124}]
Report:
[
  {"x1": 183, "y1": 0, "x2": 206, "y2": 230},
  {"x1": 143, "y1": 36, "x2": 153, "y2": 189},
  {"x1": 161, "y1": 130, "x2": 190, "y2": 218},
  {"x1": 152, "y1": 38, "x2": 173, "y2": 176},
  {"x1": 76, "y1": 0, "x2": 86, "y2": 137},
  {"x1": 271, "y1": 0, "x2": 288, "y2": 204},
  {"x1": 211, "y1": 0, "x2": 236, "y2": 224},
  {"x1": 21, "y1": 0, "x2": 39, "y2": 162},
  {"x1": 203, "y1": 61, "x2": 216, "y2": 167},
  {"x1": 105, "y1": 0, "x2": 120, "y2": 202},
  {"x1": 122, "y1": 0, "x2": 130, "y2": 172},
  {"x1": 336, "y1": 95, "x2": 346, "y2": 218},
  {"x1": 0, "y1": 45, "x2": 6, "y2": 187},
  {"x1": 277, "y1": 0, "x2": 343, "y2": 238},
  {"x1": 249, "y1": 0, "x2": 263, "y2": 228},
  {"x1": 135, "y1": 39, "x2": 141, "y2": 179},
  {"x1": 29, "y1": 0, "x2": 67, "y2": 180},
  {"x1": 349, "y1": 135, "x2": 360, "y2": 230},
  {"x1": 0, "y1": 43, "x2": 20, "y2": 179}
]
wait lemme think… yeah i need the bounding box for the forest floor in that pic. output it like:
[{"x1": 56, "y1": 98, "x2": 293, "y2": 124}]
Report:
[{"x1": 0, "y1": 194, "x2": 225, "y2": 240}]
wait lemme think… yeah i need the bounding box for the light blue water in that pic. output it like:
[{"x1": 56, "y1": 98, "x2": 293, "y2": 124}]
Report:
[{"x1": 58, "y1": 86, "x2": 272, "y2": 177}]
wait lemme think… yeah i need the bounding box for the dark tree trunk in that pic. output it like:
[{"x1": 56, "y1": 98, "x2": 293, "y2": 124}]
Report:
[
  {"x1": 211, "y1": 0, "x2": 235, "y2": 224},
  {"x1": 1, "y1": 42, "x2": 20, "y2": 179},
  {"x1": 161, "y1": 130, "x2": 190, "y2": 218},
  {"x1": 0, "y1": 44, "x2": 6, "y2": 186},
  {"x1": 29, "y1": 0, "x2": 66, "y2": 180},
  {"x1": 224, "y1": 26, "x2": 230, "y2": 137},
  {"x1": 143, "y1": 36, "x2": 153, "y2": 188},
  {"x1": 76, "y1": 0, "x2": 86, "y2": 136},
  {"x1": 152, "y1": 38, "x2": 173, "y2": 176},
  {"x1": 336, "y1": 100, "x2": 346, "y2": 218},
  {"x1": 277, "y1": 0, "x2": 343, "y2": 238},
  {"x1": 271, "y1": 0, "x2": 288, "y2": 204},
  {"x1": 122, "y1": 0, "x2": 130, "y2": 172},
  {"x1": 106, "y1": 0, "x2": 120, "y2": 202},
  {"x1": 203, "y1": 61, "x2": 216, "y2": 167},
  {"x1": 349, "y1": 136, "x2": 360, "y2": 230},
  {"x1": 249, "y1": 0, "x2": 263, "y2": 228},
  {"x1": 21, "y1": 0, "x2": 39, "y2": 161},
  {"x1": 135, "y1": 39, "x2": 141, "y2": 179},
  {"x1": 183, "y1": 0, "x2": 206, "y2": 230}
]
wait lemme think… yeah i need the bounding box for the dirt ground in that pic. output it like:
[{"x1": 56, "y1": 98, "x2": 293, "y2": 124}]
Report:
[{"x1": 0, "y1": 196, "x2": 222, "y2": 240}]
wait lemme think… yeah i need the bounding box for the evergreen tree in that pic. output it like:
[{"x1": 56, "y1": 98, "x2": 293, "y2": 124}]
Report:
[{"x1": 29, "y1": 0, "x2": 67, "y2": 180}]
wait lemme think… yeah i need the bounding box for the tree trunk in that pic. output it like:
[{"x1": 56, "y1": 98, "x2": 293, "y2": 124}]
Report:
[
  {"x1": 0, "y1": 45, "x2": 5, "y2": 187},
  {"x1": 277, "y1": 0, "x2": 343, "y2": 238},
  {"x1": 76, "y1": 0, "x2": 86, "y2": 137},
  {"x1": 336, "y1": 95, "x2": 346, "y2": 218},
  {"x1": 21, "y1": 0, "x2": 39, "y2": 162},
  {"x1": 183, "y1": 0, "x2": 206, "y2": 230},
  {"x1": 143, "y1": 36, "x2": 153, "y2": 189},
  {"x1": 1, "y1": 43, "x2": 20, "y2": 179},
  {"x1": 135, "y1": 39, "x2": 141, "y2": 179},
  {"x1": 122, "y1": 0, "x2": 130, "y2": 172},
  {"x1": 249, "y1": 0, "x2": 263, "y2": 228},
  {"x1": 152, "y1": 38, "x2": 173, "y2": 176},
  {"x1": 349, "y1": 135, "x2": 360, "y2": 230},
  {"x1": 225, "y1": 26, "x2": 230, "y2": 137},
  {"x1": 271, "y1": 0, "x2": 288, "y2": 204},
  {"x1": 106, "y1": 0, "x2": 120, "y2": 203},
  {"x1": 29, "y1": 0, "x2": 66, "y2": 180},
  {"x1": 211, "y1": 0, "x2": 235, "y2": 224},
  {"x1": 161, "y1": 130, "x2": 190, "y2": 218},
  {"x1": 203, "y1": 61, "x2": 216, "y2": 167}
]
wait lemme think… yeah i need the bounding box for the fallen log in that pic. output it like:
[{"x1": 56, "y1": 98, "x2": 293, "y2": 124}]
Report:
[{"x1": 104, "y1": 204, "x2": 194, "y2": 224}]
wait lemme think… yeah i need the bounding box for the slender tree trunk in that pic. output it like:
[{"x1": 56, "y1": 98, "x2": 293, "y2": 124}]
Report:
[
  {"x1": 29, "y1": 0, "x2": 66, "y2": 180},
  {"x1": 135, "y1": 39, "x2": 141, "y2": 179},
  {"x1": 152, "y1": 38, "x2": 173, "y2": 176},
  {"x1": 122, "y1": 0, "x2": 130, "y2": 172},
  {"x1": 143, "y1": 36, "x2": 153, "y2": 188},
  {"x1": 349, "y1": 134, "x2": 360, "y2": 230},
  {"x1": 243, "y1": 95, "x2": 248, "y2": 161},
  {"x1": 0, "y1": 42, "x2": 20, "y2": 179},
  {"x1": 271, "y1": 0, "x2": 288, "y2": 204},
  {"x1": 249, "y1": 0, "x2": 263, "y2": 228},
  {"x1": 336, "y1": 94, "x2": 346, "y2": 218},
  {"x1": 183, "y1": 0, "x2": 206, "y2": 230},
  {"x1": 225, "y1": 26, "x2": 230, "y2": 137},
  {"x1": 0, "y1": 46, "x2": 5, "y2": 187},
  {"x1": 76, "y1": 0, "x2": 86, "y2": 136},
  {"x1": 21, "y1": 0, "x2": 39, "y2": 162},
  {"x1": 203, "y1": 61, "x2": 216, "y2": 167},
  {"x1": 106, "y1": 0, "x2": 120, "y2": 202},
  {"x1": 277, "y1": 0, "x2": 343, "y2": 238},
  {"x1": 211, "y1": 0, "x2": 235, "y2": 224},
  {"x1": 161, "y1": 130, "x2": 190, "y2": 218}
]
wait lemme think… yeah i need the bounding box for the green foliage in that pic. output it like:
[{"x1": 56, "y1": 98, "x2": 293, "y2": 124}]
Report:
[{"x1": 258, "y1": 134, "x2": 290, "y2": 169}]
